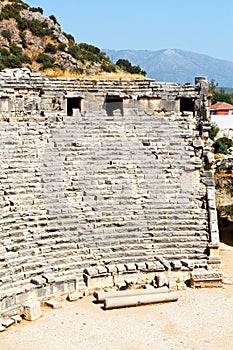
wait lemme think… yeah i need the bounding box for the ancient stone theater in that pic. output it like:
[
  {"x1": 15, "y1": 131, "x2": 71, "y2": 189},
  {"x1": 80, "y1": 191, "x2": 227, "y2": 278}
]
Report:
[{"x1": 0, "y1": 68, "x2": 221, "y2": 316}]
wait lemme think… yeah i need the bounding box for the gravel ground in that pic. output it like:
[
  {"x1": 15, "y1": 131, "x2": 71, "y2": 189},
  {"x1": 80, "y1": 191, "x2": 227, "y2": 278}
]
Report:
[{"x1": 1, "y1": 247, "x2": 233, "y2": 350}]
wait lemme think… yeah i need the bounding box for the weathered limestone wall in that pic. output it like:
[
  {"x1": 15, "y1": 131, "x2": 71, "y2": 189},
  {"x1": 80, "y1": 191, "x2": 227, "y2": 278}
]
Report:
[{"x1": 0, "y1": 69, "x2": 219, "y2": 316}]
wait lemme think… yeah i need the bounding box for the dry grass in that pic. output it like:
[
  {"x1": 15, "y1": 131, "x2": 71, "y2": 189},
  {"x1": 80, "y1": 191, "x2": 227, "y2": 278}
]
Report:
[
  {"x1": 42, "y1": 67, "x2": 147, "y2": 80},
  {"x1": 214, "y1": 153, "x2": 226, "y2": 159},
  {"x1": 214, "y1": 172, "x2": 233, "y2": 178}
]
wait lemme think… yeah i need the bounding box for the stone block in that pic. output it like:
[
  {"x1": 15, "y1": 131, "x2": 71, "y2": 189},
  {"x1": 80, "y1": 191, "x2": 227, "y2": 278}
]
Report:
[
  {"x1": 154, "y1": 262, "x2": 166, "y2": 271},
  {"x1": 171, "y1": 261, "x2": 182, "y2": 270},
  {"x1": 135, "y1": 262, "x2": 147, "y2": 271},
  {"x1": 116, "y1": 264, "x2": 127, "y2": 273},
  {"x1": 154, "y1": 273, "x2": 169, "y2": 288},
  {"x1": 193, "y1": 138, "x2": 204, "y2": 148},
  {"x1": 84, "y1": 274, "x2": 113, "y2": 290},
  {"x1": 181, "y1": 259, "x2": 194, "y2": 270},
  {"x1": 125, "y1": 263, "x2": 137, "y2": 272},
  {"x1": 0, "y1": 324, "x2": 6, "y2": 332},
  {"x1": 168, "y1": 280, "x2": 178, "y2": 291},
  {"x1": 190, "y1": 269, "x2": 223, "y2": 288},
  {"x1": 30, "y1": 277, "x2": 47, "y2": 286},
  {"x1": 42, "y1": 274, "x2": 56, "y2": 283},
  {"x1": 11, "y1": 315, "x2": 22, "y2": 323},
  {"x1": 176, "y1": 282, "x2": 187, "y2": 291},
  {"x1": 67, "y1": 292, "x2": 83, "y2": 302},
  {"x1": 105, "y1": 265, "x2": 117, "y2": 274},
  {"x1": 45, "y1": 300, "x2": 62, "y2": 309},
  {"x1": 144, "y1": 284, "x2": 155, "y2": 290},
  {"x1": 145, "y1": 262, "x2": 156, "y2": 271},
  {"x1": 83, "y1": 267, "x2": 98, "y2": 277},
  {"x1": 97, "y1": 266, "x2": 108, "y2": 275},
  {"x1": 202, "y1": 177, "x2": 215, "y2": 186},
  {"x1": 23, "y1": 301, "x2": 41, "y2": 321},
  {"x1": 2, "y1": 318, "x2": 15, "y2": 328},
  {"x1": 158, "y1": 258, "x2": 171, "y2": 270}
]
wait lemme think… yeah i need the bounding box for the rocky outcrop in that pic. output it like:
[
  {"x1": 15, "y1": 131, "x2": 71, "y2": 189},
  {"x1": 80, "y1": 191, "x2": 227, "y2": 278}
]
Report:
[{"x1": 0, "y1": 0, "x2": 114, "y2": 73}]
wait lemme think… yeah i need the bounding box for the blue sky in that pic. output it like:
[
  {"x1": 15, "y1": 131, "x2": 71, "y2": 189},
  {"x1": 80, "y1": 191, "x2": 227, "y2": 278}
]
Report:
[{"x1": 26, "y1": 0, "x2": 233, "y2": 62}]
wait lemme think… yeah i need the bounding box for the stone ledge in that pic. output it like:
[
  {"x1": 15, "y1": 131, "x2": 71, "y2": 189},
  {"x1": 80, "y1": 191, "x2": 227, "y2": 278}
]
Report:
[
  {"x1": 83, "y1": 259, "x2": 194, "y2": 281},
  {"x1": 190, "y1": 268, "x2": 223, "y2": 288}
]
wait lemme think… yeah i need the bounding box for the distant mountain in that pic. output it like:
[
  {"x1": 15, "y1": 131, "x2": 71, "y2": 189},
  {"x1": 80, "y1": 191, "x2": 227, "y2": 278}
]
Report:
[{"x1": 104, "y1": 48, "x2": 233, "y2": 86}]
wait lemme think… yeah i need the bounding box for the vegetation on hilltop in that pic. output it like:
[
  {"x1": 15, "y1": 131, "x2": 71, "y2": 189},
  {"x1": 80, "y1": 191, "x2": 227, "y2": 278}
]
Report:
[
  {"x1": 0, "y1": 0, "x2": 146, "y2": 77},
  {"x1": 209, "y1": 79, "x2": 233, "y2": 105},
  {"x1": 116, "y1": 59, "x2": 146, "y2": 76}
]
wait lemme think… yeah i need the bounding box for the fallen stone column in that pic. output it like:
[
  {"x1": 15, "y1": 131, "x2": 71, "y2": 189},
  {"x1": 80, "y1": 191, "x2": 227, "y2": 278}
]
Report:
[
  {"x1": 94, "y1": 286, "x2": 169, "y2": 303},
  {"x1": 104, "y1": 292, "x2": 178, "y2": 310}
]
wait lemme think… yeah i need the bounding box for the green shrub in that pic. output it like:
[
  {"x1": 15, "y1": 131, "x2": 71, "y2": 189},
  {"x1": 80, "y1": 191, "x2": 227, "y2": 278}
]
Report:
[
  {"x1": 9, "y1": 43, "x2": 22, "y2": 56},
  {"x1": 213, "y1": 137, "x2": 233, "y2": 155},
  {"x1": 9, "y1": 0, "x2": 28, "y2": 9},
  {"x1": 0, "y1": 48, "x2": 10, "y2": 57},
  {"x1": 49, "y1": 15, "x2": 58, "y2": 25},
  {"x1": 0, "y1": 4, "x2": 21, "y2": 21},
  {"x1": 218, "y1": 204, "x2": 233, "y2": 218},
  {"x1": 19, "y1": 31, "x2": 27, "y2": 48},
  {"x1": 58, "y1": 43, "x2": 66, "y2": 51},
  {"x1": 30, "y1": 7, "x2": 43, "y2": 14},
  {"x1": 45, "y1": 43, "x2": 57, "y2": 54},
  {"x1": 1, "y1": 29, "x2": 12, "y2": 41},
  {"x1": 21, "y1": 54, "x2": 32, "y2": 64},
  {"x1": 79, "y1": 43, "x2": 100, "y2": 55},
  {"x1": 27, "y1": 19, "x2": 51, "y2": 37},
  {"x1": 0, "y1": 49, "x2": 10, "y2": 69},
  {"x1": 63, "y1": 32, "x2": 75, "y2": 44},
  {"x1": 36, "y1": 52, "x2": 56, "y2": 69},
  {"x1": 100, "y1": 62, "x2": 116, "y2": 73},
  {"x1": 68, "y1": 44, "x2": 81, "y2": 60},
  {"x1": 17, "y1": 17, "x2": 28, "y2": 31},
  {"x1": 116, "y1": 58, "x2": 146, "y2": 76},
  {"x1": 0, "y1": 1, "x2": 28, "y2": 21},
  {"x1": 0, "y1": 62, "x2": 6, "y2": 71},
  {"x1": 0, "y1": 5, "x2": 50, "y2": 37},
  {"x1": 7, "y1": 55, "x2": 22, "y2": 68},
  {"x1": 70, "y1": 67, "x2": 84, "y2": 75},
  {"x1": 11, "y1": 246, "x2": 20, "y2": 252},
  {"x1": 0, "y1": 43, "x2": 31, "y2": 68},
  {"x1": 209, "y1": 121, "x2": 219, "y2": 141}
]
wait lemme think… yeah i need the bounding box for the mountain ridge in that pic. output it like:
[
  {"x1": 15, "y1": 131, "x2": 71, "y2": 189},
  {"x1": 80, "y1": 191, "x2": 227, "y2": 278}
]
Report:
[{"x1": 104, "y1": 48, "x2": 233, "y2": 86}]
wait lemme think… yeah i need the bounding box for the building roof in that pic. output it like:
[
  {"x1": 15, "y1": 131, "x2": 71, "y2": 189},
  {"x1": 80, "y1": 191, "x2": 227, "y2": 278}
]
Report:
[{"x1": 210, "y1": 101, "x2": 233, "y2": 110}]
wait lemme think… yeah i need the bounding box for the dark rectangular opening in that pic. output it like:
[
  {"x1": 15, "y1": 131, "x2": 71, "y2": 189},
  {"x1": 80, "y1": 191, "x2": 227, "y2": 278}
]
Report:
[
  {"x1": 67, "y1": 97, "x2": 82, "y2": 116},
  {"x1": 180, "y1": 98, "x2": 195, "y2": 115},
  {"x1": 105, "y1": 97, "x2": 123, "y2": 116}
]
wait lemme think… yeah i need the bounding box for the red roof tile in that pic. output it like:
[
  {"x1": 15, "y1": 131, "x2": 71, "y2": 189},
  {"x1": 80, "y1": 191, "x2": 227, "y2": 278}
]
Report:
[{"x1": 210, "y1": 101, "x2": 233, "y2": 110}]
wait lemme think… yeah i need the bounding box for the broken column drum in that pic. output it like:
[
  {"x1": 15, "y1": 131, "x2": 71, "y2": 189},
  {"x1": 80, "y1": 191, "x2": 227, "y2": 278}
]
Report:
[{"x1": 0, "y1": 69, "x2": 220, "y2": 316}]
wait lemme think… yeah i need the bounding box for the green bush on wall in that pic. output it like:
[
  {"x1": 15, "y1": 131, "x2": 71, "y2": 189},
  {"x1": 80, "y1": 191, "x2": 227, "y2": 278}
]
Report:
[{"x1": 213, "y1": 137, "x2": 233, "y2": 155}]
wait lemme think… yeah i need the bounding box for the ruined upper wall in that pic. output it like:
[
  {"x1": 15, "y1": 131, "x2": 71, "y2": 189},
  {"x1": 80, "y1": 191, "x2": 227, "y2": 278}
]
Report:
[{"x1": 0, "y1": 68, "x2": 209, "y2": 122}]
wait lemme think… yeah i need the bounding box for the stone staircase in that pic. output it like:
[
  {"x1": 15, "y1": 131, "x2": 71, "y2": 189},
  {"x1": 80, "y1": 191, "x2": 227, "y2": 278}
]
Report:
[
  {"x1": 0, "y1": 72, "x2": 219, "y2": 316},
  {"x1": 0, "y1": 108, "x2": 210, "y2": 305}
]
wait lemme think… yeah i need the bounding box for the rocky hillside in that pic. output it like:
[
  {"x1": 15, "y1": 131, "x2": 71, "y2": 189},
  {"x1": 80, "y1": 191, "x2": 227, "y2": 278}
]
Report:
[{"x1": 0, "y1": 0, "x2": 116, "y2": 74}]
